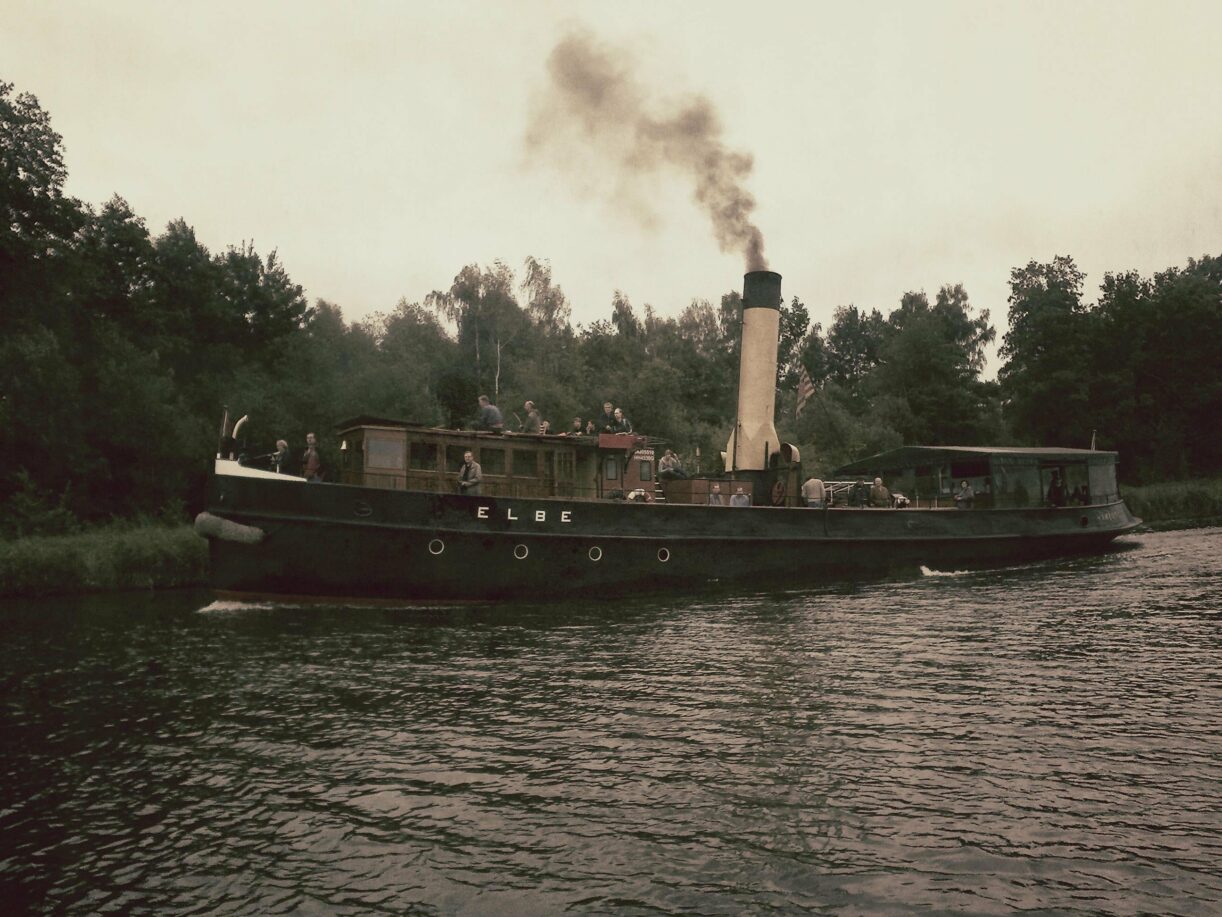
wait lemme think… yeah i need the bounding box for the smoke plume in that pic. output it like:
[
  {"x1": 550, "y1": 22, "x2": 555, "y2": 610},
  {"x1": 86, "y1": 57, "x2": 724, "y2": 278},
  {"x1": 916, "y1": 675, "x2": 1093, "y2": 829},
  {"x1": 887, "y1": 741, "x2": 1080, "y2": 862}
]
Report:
[{"x1": 526, "y1": 30, "x2": 768, "y2": 271}]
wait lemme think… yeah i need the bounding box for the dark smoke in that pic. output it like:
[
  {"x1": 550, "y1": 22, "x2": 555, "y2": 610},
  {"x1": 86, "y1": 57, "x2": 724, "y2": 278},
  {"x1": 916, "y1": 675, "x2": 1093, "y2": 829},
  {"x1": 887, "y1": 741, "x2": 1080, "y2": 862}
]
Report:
[{"x1": 526, "y1": 30, "x2": 768, "y2": 271}]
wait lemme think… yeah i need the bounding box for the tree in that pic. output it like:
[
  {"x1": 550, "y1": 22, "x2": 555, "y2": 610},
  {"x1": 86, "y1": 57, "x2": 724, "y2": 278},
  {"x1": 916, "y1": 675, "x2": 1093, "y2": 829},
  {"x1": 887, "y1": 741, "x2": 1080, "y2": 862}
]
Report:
[
  {"x1": 869, "y1": 285, "x2": 998, "y2": 444},
  {"x1": 999, "y1": 257, "x2": 1092, "y2": 447},
  {"x1": 428, "y1": 261, "x2": 527, "y2": 400},
  {"x1": 825, "y1": 305, "x2": 887, "y2": 403},
  {"x1": 776, "y1": 295, "x2": 810, "y2": 389},
  {"x1": 0, "y1": 82, "x2": 84, "y2": 335}
]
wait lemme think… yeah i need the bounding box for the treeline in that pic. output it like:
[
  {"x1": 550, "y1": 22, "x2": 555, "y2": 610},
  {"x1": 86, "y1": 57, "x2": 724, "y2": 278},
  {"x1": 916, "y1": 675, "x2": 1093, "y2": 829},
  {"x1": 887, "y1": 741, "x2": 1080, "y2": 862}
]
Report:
[{"x1": 2, "y1": 81, "x2": 1219, "y2": 536}]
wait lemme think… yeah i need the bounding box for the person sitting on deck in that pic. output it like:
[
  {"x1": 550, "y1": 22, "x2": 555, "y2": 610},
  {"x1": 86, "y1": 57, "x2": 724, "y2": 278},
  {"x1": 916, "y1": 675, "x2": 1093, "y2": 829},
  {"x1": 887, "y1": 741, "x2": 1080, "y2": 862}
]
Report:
[
  {"x1": 801, "y1": 476, "x2": 825, "y2": 508},
  {"x1": 954, "y1": 480, "x2": 975, "y2": 509},
  {"x1": 475, "y1": 395, "x2": 504, "y2": 434},
  {"x1": 869, "y1": 477, "x2": 891, "y2": 507},
  {"x1": 730, "y1": 486, "x2": 751, "y2": 507},
  {"x1": 457, "y1": 450, "x2": 483, "y2": 496},
  {"x1": 539, "y1": 419, "x2": 551, "y2": 435},
  {"x1": 611, "y1": 407, "x2": 633, "y2": 434},
  {"x1": 849, "y1": 478, "x2": 869, "y2": 507},
  {"x1": 521, "y1": 401, "x2": 541, "y2": 434},
  {"x1": 585, "y1": 420, "x2": 597, "y2": 435},
  {"x1": 658, "y1": 449, "x2": 688, "y2": 480},
  {"x1": 707, "y1": 483, "x2": 726, "y2": 506},
  {"x1": 272, "y1": 439, "x2": 292, "y2": 475},
  {"x1": 564, "y1": 417, "x2": 584, "y2": 436}
]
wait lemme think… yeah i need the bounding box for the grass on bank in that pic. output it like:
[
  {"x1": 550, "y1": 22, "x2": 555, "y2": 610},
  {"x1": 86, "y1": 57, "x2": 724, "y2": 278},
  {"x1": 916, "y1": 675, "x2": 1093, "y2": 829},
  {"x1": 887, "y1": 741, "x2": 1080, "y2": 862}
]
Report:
[
  {"x1": 0, "y1": 524, "x2": 208, "y2": 598},
  {"x1": 1122, "y1": 478, "x2": 1222, "y2": 529}
]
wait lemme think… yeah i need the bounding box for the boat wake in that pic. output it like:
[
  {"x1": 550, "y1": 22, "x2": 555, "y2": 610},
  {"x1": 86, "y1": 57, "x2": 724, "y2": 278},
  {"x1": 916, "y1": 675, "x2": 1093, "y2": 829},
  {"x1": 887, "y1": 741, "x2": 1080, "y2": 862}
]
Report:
[
  {"x1": 196, "y1": 599, "x2": 280, "y2": 614},
  {"x1": 919, "y1": 565, "x2": 971, "y2": 578}
]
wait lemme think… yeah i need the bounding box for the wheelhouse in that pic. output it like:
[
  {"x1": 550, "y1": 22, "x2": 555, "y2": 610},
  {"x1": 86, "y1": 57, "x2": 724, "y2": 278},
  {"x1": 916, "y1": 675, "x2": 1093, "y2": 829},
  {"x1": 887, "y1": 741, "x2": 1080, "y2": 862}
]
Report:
[
  {"x1": 334, "y1": 417, "x2": 657, "y2": 501},
  {"x1": 832, "y1": 446, "x2": 1123, "y2": 509}
]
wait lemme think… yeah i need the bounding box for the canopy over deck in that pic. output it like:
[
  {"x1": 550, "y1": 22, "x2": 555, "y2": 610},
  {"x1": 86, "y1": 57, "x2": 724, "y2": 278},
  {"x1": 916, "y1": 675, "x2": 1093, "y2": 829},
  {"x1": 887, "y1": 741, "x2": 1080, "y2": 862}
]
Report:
[{"x1": 834, "y1": 446, "x2": 1116, "y2": 477}]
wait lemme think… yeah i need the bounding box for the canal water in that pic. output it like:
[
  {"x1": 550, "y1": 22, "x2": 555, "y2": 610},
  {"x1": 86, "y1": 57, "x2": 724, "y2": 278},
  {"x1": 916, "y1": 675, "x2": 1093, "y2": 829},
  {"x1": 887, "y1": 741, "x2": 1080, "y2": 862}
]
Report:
[{"x1": 1, "y1": 527, "x2": 1218, "y2": 914}]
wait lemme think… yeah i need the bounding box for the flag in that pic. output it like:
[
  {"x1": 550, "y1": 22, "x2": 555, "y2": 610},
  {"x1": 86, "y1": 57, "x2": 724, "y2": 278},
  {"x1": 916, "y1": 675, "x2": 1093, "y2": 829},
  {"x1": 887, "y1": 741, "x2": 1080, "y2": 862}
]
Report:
[{"x1": 796, "y1": 367, "x2": 815, "y2": 418}]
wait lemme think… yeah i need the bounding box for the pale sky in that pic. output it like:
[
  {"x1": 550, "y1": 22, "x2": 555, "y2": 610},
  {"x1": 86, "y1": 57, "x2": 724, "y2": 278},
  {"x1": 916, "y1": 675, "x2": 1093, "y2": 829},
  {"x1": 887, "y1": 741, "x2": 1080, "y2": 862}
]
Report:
[{"x1": 7, "y1": 1, "x2": 1221, "y2": 373}]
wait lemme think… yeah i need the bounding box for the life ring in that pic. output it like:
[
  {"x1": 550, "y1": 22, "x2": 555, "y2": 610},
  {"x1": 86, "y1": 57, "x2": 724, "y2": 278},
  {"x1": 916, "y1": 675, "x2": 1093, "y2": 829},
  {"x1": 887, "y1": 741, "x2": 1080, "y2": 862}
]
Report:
[{"x1": 770, "y1": 479, "x2": 786, "y2": 506}]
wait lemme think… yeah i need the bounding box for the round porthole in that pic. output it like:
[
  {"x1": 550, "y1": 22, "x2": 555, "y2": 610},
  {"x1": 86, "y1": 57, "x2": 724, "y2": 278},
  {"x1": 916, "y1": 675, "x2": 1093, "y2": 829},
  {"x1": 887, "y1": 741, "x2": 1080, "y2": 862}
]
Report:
[
  {"x1": 514, "y1": 544, "x2": 529, "y2": 560},
  {"x1": 428, "y1": 539, "x2": 445, "y2": 555},
  {"x1": 657, "y1": 548, "x2": 670, "y2": 563},
  {"x1": 588, "y1": 546, "x2": 603, "y2": 562}
]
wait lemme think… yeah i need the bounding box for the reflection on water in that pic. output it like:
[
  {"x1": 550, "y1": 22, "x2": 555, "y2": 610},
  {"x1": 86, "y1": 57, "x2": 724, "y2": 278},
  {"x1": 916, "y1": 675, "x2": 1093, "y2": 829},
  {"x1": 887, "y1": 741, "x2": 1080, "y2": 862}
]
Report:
[{"x1": 1, "y1": 529, "x2": 1219, "y2": 914}]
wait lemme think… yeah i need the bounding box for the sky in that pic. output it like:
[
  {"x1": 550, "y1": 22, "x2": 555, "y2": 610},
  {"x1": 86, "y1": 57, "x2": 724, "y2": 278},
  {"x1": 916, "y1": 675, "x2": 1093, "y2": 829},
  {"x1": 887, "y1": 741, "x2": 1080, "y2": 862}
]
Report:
[{"x1": 6, "y1": 1, "x2": 1222, "y2": 374}]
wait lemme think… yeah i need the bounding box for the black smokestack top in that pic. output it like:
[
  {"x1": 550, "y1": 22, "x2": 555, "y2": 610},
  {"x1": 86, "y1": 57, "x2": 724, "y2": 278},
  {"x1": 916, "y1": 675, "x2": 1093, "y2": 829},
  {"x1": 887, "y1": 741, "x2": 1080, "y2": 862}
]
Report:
[
  {"x1": 526, "y1": 29, "x2": 768, "y2": 271},
  {"x1": 743, "y1": 270, "x2": 782, "y2": 310}
]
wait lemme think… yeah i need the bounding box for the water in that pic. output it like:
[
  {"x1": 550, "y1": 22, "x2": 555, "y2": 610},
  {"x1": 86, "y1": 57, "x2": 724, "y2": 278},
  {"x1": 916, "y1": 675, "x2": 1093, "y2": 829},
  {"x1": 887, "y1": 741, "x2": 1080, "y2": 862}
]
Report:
[{"x1": 2, "y1": 528, "x2": 1218, "y2": 915}]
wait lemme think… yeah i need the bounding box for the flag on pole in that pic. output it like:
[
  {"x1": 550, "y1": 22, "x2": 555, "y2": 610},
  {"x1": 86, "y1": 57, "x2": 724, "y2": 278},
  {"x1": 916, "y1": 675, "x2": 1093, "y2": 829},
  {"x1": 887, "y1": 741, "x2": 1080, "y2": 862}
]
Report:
[{"x1": 796, "y1": 366, "x2": 815, "y2": 418}]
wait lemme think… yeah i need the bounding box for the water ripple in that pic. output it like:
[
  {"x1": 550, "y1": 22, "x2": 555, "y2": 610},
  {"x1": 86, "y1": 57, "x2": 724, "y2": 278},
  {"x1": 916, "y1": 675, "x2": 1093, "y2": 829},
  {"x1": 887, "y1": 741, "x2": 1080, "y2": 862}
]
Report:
[{"x1": 1, "y1": 528, "x2": 1219, "y2": 913}]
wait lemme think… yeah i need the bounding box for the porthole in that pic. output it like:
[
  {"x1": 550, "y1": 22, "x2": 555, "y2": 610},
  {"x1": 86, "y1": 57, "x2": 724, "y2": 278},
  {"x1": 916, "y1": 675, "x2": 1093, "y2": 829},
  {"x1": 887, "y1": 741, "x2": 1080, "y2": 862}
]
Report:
[
  {"x1": 588, "y1": 546, "x2": 603, "y2": 562},
  {"x1": 657, "y1": 548, "x2": 670, "y2": 563},
  {"x1": 514, "y1": 544, "x2": 529, "y2": 560},
  {"x1": 428, "y1": 539, "x2": 445, "y2": 555}
]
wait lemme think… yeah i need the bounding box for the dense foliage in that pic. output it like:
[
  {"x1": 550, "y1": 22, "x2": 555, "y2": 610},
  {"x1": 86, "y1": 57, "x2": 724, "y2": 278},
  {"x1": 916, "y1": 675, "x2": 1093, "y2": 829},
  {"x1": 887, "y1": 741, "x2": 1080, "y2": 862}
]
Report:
[{"x1": 2, "y1": 82, "x2": 1218, "y2": 534}]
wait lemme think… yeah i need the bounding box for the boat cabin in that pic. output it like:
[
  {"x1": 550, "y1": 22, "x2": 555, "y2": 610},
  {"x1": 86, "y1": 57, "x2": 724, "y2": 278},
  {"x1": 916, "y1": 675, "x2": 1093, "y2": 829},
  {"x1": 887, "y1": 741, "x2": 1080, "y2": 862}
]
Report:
[
  {"x1": 334, "y1": 417, "x2": 658, "y2": 501},
  {"x1": 832, "y1": 446, "x2": 1123, "y2": 509}
]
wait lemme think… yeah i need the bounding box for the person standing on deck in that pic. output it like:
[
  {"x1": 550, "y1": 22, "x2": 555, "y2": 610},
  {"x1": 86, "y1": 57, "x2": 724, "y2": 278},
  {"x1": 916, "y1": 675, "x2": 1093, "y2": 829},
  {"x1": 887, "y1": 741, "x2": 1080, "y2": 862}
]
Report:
[
  {"x1": 457, "y1": 450, "x2": 483, "y2": 495},
  {"x1": 301, "y1": 433, "x2": 325, "y2": 482},
  {"x1": 801, "y1": 476, "x2": 825, "y2": 508},
  {"x1": 869, "y1": 477, "x2": 891, "y2": 507},
  {"x1": 954, "y1": 480, "x2": 975, "y2": 509}
]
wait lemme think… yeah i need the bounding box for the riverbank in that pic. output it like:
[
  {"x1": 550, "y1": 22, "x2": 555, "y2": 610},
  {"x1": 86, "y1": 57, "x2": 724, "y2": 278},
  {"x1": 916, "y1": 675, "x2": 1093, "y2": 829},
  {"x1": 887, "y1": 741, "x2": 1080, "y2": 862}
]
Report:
[
  {"x1": 1123, "y1": 478, "x2": 1222, "y2": 531},
  {"x1": 1, "y1": 482, "x2": 1219, "y2": 598},
  {"x1": 0, "y1": 525, "x2": 208, "y2": 598}
]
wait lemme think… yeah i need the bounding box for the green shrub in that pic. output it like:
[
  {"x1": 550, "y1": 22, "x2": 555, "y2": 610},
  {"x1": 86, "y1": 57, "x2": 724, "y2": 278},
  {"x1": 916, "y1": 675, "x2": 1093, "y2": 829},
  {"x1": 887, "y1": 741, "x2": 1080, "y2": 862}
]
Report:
[
  {"x1": 1123, "y1": 479, "x2": 1222, "y2": 526},
  {"x1": 0, "y1": 524, "x2": 208, "y2": 597}
]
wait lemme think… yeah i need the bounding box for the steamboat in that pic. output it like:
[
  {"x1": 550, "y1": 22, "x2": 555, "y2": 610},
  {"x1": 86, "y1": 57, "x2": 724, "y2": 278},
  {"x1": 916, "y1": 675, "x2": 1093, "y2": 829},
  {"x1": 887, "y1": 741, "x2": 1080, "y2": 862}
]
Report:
[{"x1": 195, "y1": 271, "x2": 1141, "y2": 603}]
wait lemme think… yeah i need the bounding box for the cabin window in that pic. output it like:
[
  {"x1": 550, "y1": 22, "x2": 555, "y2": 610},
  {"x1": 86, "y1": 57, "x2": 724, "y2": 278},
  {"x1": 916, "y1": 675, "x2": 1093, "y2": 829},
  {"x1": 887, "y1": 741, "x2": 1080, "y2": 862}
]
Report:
[
  {"x1": 409, "y1": 442, "x2": 438, "y2": 471},
  {"x1": 556, "y1": 452, "x2": 575, "y2": 481},
  {"x1": 511, "y1": 450, "x2": 539, "y2": 477},
  {"x1": 1089, "y1": 462, "x2": 1119, "y2": 503},
  {"x1": 1063, "y1": 463, "x2": 1089, "y2": 505},
  {"x1": 604, "y1": 457, "x2": 619, "y2": 481},
  {"x1": 992, "y1": 463, "x2": 1040, "y2": 508},
  {"x1": 446, "y1": 445, "x2": 467, "y2": 472},
  {"x1": 638, "y1": 460, "x2": 652, "y2": 482},
  {"x1": 480, "y1": 447, "x2": 506, "y2": 475},
  {"x1": 366, "y1": 435, "x2": 405, "y2": 470}
]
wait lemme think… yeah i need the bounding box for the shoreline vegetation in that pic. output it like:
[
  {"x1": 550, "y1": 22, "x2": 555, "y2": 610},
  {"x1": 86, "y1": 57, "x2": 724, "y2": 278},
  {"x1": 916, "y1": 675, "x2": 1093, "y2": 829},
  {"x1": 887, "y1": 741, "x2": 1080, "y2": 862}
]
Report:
[
  {"x1": 0, "y1": 525, "x2": 208, "y2": 599},
  {"x1": 1, "y1": 479, "x2": 1219, "y2": 599}
]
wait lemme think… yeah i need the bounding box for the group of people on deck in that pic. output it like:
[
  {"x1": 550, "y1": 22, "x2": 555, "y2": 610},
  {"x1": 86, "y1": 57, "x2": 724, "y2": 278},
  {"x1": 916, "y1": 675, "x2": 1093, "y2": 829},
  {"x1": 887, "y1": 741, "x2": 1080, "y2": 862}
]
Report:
[
  {"x1": 474, "y1": 397, "x2": 634, "y2": 438},
  {"x1": 270, "y1": 432, "x2": 326, "y2": 482}
]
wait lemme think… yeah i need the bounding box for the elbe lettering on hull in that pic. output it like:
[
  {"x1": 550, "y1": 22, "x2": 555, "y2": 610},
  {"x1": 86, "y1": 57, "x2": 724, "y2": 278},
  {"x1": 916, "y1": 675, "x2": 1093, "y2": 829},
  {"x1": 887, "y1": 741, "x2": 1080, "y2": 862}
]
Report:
[{"x1": 476, "y1": 506, "x2": 573, "y2": 523}]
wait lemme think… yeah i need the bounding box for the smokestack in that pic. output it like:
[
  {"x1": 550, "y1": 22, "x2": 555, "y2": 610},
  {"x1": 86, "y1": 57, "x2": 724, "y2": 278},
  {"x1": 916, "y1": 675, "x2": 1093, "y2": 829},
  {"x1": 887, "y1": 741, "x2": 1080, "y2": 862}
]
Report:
[{"x1": 725, "y1": 271, "x2": 782, "y2": 472}]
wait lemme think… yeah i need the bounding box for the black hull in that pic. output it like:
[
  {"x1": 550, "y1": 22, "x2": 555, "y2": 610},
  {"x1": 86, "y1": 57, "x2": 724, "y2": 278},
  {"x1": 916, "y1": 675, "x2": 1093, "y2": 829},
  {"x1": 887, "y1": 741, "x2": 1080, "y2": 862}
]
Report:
[{"x1": 202, "y1": 475, "x2": 1142, "y2": 603}]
